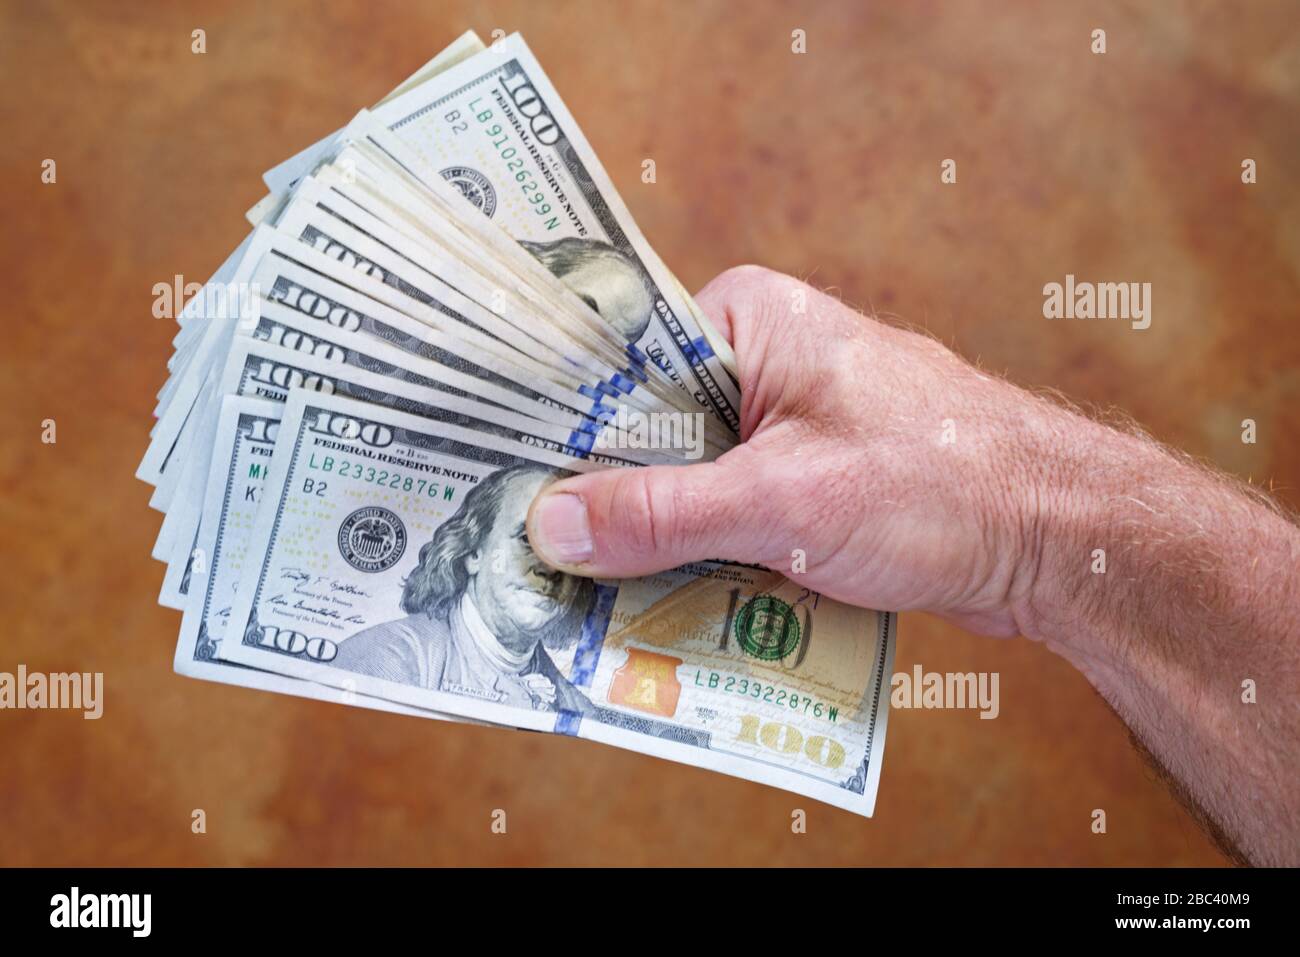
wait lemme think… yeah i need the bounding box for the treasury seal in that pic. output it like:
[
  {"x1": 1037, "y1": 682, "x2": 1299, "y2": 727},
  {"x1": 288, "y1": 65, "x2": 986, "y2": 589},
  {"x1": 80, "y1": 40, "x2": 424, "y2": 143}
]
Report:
[
  {"x1": 338, "y1": 506, "x2": 407, "y2": 573},
  {"x1": 734, "y1": 595, "x2": 802, "y2": 661},
  {"x1": 439, "y1": 166, "x2": 497, "y2": 217}
]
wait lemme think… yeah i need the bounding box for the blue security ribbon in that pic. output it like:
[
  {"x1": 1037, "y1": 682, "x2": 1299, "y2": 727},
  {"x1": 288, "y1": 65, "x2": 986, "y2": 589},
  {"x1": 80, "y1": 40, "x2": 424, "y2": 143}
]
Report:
[{"x1": 565, "y1": 430, "x2": 596, "y2": 455}]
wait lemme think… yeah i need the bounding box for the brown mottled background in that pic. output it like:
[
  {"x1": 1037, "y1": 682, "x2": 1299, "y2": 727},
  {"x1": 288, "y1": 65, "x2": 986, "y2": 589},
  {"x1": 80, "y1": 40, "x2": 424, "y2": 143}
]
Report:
[{"x1": 1, "y1": 0, "x2": 1296, "y2": 866}]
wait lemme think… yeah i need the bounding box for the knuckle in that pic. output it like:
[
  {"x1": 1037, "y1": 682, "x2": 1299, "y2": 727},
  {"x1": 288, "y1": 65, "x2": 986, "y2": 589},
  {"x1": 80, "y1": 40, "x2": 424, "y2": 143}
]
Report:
[
  {"x1": 722, "y1": 263, "x2": 790, "y2": 300},
  {"x1": 716, "y1": 264, "x2": 798, "y2": 310},
  {"x1": 712, "y1": 266, "x2": 811, "y2": 356},
  {"x1": 718, "y1": 263, "x2": 779, "y2": 287}
]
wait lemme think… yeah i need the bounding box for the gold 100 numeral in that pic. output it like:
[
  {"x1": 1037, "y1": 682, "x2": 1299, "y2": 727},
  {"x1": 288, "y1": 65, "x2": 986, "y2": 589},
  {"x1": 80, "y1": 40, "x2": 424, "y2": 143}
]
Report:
[{"x1": 736, "y1": 714, "x2": 846, "y2": 769}]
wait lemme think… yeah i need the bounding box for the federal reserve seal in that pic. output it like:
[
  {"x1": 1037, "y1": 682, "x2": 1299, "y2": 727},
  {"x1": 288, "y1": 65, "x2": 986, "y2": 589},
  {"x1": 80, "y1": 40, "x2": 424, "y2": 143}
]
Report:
[
  {"x1": 439, "y1": 166, "x2": 497, "y2": 217},
  {"x1": 734, "y1": 595, "x2": 802, "y2": 661},
  {"x1": 338, "y1": 506, "x2": 407, "y2": 573}
]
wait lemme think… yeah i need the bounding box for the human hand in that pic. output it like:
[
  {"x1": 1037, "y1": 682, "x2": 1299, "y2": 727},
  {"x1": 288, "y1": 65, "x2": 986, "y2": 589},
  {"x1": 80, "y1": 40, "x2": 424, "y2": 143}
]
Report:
[
  {"x1": 526, "y1": 265, "x2": 1080, "y2": 640},
  {"x1": 527, "y1": 265, "x2": 1300, "y2": 864}
]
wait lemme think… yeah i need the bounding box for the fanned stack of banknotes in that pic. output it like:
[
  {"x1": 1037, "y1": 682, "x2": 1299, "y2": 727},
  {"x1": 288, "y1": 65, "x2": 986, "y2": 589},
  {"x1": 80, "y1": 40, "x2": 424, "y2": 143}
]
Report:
[{"x1": 141, "y1": 31, "x2": 896, "y2": 815}]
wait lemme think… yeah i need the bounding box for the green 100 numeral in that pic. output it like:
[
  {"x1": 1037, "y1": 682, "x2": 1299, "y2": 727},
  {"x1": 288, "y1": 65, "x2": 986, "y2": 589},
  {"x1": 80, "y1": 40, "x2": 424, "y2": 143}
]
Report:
[{"x1": 736, "y1": 715, "x2": 846, "y2": 769}]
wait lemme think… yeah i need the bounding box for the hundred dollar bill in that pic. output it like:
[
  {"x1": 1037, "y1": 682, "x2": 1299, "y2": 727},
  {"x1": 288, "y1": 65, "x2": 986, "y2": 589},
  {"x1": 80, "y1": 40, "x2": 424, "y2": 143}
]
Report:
[
  {"x1": 290, "y1": 153, "x2": 741, "y2": 459},
  {"x1": 142, "y1": 205, "x2": 642, "y2": 490},
  {"x1": 324, "y1": 153, "x2": 682, "y2": 406},
  {"x1": 150, "y1": 212, "x2": 717, "y2": 574},
  {"x1": 173, "y1": 393, "x2": 462, "y2": 722},
  {"x1": 253, "y1": 31, "x2": 487, "y2": 219},
  {"x1": 271, "y1": 178, "x2": 656, "y2": 407},
  {"x1": 158, "y1": 327, "x2": 685, "y2": 608},
  {"x1": 247, "y1": 225, "x2": 648, "y2": 430},
  {"x1": 150, "y1": 377, "x2": 220, "y2": 520},
  {"x1": 155, "y1": 383, "x2": 220, "y2": 607},
  {"x1": 147, "y1": 234, "x2": 253, "y2": 434},
  {"x1": 219, "y1": 336, "x2": 695, "y2": 467},
  {"x1": 245, "y1": 298, "x2": 607, "y2": 434},
  {"x1": 267, "y1": 34, "x2": 743, "y2": 432},
  {"x1": 242, "y1": 230, "x2": 732, "y2": 458},
  {"x1": 306, "y1": 144, "x2": 727, "y2": 432},
  {"x1": 219, "y1": 390, "x2": 895, "y2": 814},
  {"x1": 161, "y1": 278, "x2": 698, "y2": 571},
  {"x1": 138, "y1": 229, "x2": 276, "y2": 486}
]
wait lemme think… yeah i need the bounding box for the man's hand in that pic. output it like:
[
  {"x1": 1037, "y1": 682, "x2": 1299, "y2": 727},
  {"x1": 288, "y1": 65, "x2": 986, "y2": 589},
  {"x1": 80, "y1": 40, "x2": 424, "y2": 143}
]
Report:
[
  {"x1": 527, "y1": 266, "x2": 1300, "y2": 865},
  {"x1": 528, "y1": 265, "x2": 1090, "y2": 638}
]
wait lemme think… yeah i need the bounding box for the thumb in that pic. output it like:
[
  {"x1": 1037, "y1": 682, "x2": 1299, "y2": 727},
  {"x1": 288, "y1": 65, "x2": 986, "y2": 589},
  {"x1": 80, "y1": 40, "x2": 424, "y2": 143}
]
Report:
[{"x1": 526, "y1": 456, "x2": 770, "y2": 577}]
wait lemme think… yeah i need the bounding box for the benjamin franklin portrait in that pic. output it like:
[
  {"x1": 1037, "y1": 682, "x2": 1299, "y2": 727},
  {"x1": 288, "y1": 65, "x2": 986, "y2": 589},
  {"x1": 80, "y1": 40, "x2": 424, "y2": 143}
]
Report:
[
  {"x1": 334, "y1": 465, "x2": 596, "y2": 714},
  {"x1": 520, "y1": 237, "x2": 654, "y2": 345}
]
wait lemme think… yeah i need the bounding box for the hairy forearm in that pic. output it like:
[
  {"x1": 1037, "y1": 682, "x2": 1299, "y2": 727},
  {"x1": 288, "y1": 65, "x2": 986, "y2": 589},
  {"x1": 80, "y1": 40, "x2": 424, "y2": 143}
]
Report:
[
  {"x1": 1012, "y1": 409, "x2": 1300, "y2": 864},
  {"x1": 534, "y1": 266, "x2": 1298, "y2": 861}
]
